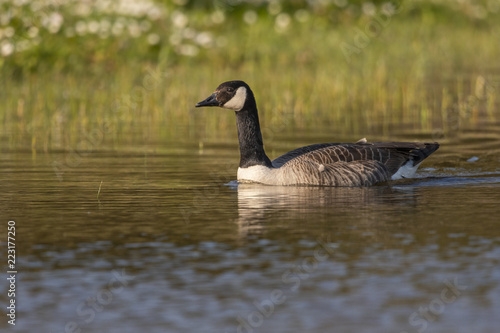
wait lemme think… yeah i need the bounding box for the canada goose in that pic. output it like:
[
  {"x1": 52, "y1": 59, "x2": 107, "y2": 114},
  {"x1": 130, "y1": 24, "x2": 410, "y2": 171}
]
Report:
[{"x1": 196, "y1": 80, "x2": 439, "y2": 186}]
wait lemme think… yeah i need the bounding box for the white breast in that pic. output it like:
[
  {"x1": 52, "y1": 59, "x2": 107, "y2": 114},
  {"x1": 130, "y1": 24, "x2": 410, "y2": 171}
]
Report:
[{"x1": 237, "y1": 165, "x2": 277, "y2": 184}]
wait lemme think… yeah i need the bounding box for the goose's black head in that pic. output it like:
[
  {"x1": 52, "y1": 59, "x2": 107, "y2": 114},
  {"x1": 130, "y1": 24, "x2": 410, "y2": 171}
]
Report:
[{"x1": 195, "y1": 80, "x2": 254, "y2": 112}]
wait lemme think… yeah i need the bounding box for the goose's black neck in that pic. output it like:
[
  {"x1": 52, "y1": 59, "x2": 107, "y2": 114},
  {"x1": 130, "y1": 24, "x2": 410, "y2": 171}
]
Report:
[{"x1": 235, "y1": 100, "x2": 273, "y2": 168}]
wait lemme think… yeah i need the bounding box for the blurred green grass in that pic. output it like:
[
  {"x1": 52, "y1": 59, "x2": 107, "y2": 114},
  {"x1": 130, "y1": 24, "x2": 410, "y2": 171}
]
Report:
[{"x1": 0, "y1": 0, "x2": 499, "y2": 152}]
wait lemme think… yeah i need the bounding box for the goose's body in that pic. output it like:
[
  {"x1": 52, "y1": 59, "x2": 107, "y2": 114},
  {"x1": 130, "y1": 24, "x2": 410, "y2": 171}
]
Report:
[
  {"x1": 238, "y1": 142, "x2": 434, "y2": 186},
  {"x1": 196, "y1": 81, "x2": 439, "y2": 187}
]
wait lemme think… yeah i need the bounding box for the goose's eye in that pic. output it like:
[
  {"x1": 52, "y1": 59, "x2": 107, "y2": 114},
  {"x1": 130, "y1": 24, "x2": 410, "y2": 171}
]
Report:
[{"x1": 226, "y1": 87, "x2": 234, "y2": 93}]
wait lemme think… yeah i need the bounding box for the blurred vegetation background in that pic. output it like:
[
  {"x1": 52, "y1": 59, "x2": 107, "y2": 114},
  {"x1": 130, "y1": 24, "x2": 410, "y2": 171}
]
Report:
[{"x1": 0, "y1": 0, "x2": 499, "y2": 152}]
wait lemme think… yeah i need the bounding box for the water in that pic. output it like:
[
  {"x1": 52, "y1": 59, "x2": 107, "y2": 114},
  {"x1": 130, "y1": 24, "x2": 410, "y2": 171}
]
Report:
[{"x1": 1, "y1": 124, "x2": 500, "y2": 333}]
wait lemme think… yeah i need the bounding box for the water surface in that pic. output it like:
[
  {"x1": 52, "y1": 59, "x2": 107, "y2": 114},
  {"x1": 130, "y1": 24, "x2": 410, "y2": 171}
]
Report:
[{"x1": 1, "y1": 123, "x2": 500, "y2": 333}]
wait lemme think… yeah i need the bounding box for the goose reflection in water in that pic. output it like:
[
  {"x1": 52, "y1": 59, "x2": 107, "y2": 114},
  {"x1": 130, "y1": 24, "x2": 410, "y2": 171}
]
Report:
[{"x1": 234, "y1": 183, "x2": 419, "y2": 238}]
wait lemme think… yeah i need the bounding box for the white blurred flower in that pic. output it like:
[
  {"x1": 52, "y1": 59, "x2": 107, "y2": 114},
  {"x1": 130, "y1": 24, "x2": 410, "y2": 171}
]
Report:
[
  {"x1": 13, "y1": 0, "x2": 29, "y2": 7},
  {"x1": 294, "y1": 9, "x2": 310, "y2": 23},
  {"x1": 128, "y1": 21, "x2": 141, "y2": 37},
  {"x1": 16, "y1": 39, "x2": 31, "y2": 52},
  {"x1": 147, "y1": 33, "x2": 160, "y2": 45},
  {"x1": 75, "y1": 21, "x2": 87, "y2": 36},
  {"x1": 0, "y1": 13, "x2": 11, "y2": 26},
  {"x1": 268, "y1": 1, "x2": 282, "y2": 15},
  {"x1": 275, "y1": 13, "x2": 291, "y2": 33},
  {"x1": 211, "y1": 10, "x2": 225, "y2": 24},
  {"x1": 116, "y1": 0, "x2": 153, "y2": 17},
  {"x1": 47, "y1": 12, "x2": 64, "y2": 34},
  {"x1": 172, "y1": 11, "x2": 188, "y2": 29},
  {"x1": 30, "y1": 1, "x2": 43, "y2": 12},
  {"x1": 100, "y1": 19, "x2": 111, "y2": 33},
  {"x1": 95, "y1": 0, "x2": 113, "y2": 13},
  {"x1": 28, "y1": 26, "x2": 39, "y2": 38},
  {"x1": 169, "y1": 33, "x2": 182, "y2": 45},
  {"x1": 362, "y1": 2, "x2": 376, "y2": 16},
  {"x1": 5, "y1": 27, "x2": 15, "y2": 38},
  {"x1": 195, "y1": 32, "x2": 213, "y2": 48},
  {"x1": 1, "y1": 41, "x2": 14, "y2": 57},
  {"x1": 148, "y1": 7, "x2": 163, "y2": 21},
  {"x1": 381, "y1": 2, "x2": 396, "y2": 16},
  {"x1": 177, "y1": 44, "x2": 198, "y2": 57},
  {"x1": 74, "y1": 3, "x2": 92, "y2": 16},
  {"x1": 88, "y1": 20, "x2": 100, "y2": 34},
  {"x1": 112, "y1": 21, "x2": 125, "y2": 36},
  {"x1": 472, "y1": 5, "x2": 487, "y2": 19},
  {"x1": 243, "y1": 10, "x2": 258, "y2": 25}
]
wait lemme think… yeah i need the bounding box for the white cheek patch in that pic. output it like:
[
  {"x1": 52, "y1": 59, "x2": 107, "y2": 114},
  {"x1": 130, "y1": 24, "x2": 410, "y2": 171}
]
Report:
[{"x1": 223, "y1": 87, "x2": 247, "y2": 111}]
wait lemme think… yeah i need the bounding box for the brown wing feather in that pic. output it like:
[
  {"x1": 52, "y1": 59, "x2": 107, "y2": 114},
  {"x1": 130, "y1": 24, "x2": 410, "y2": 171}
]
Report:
[
  {"x1": 281, "y1": 158, "x2": 391, "y2": 186},
  {"x1": 273, "y1": 141, "x2": 439, "y2": 176},
  {"x1": 272, "y1": 143, "x2": 338, "y2": 167}
]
